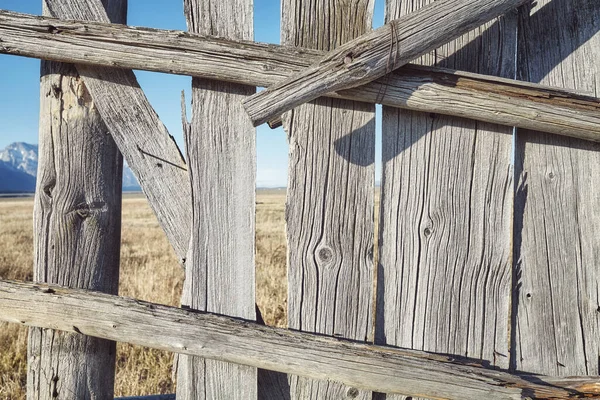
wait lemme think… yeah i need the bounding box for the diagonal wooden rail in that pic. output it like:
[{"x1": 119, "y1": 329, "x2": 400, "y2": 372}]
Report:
[
  {"x1": 39, "y1": 0, "x2": 192, "y2": 262},
  {"x1": 1, "y1": 280, "x2": 599, "y2": 399},
  {"x1": 241, "y1": 0, "x2": 532, "y2": 125},
  {"x1": 2, "y1": 9, "x2": 599, "y2": 142}
]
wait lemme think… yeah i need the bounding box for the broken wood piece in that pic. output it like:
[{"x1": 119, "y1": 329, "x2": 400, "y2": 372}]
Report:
[
  {"x1": 2, "y1": 280, "x2": 600, "y2": 399},
  {"x1": 3, "y1": 9, "x2": 600, "y2": 142},
  {"x1": 241, "y1": 0, "x2": 531, "y2": 126}
]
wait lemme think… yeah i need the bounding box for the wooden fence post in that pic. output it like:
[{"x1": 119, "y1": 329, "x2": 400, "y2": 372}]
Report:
[
  {"x1": 376, "y1": 1, "x2": 516, "y2": 399},
  {"x1": 27, "y1": 0, "x2": 126, "y2": 398},
  {"x1": 176, "y1": 0, "x2": 257, "y2": 398},
  {"x1": 281, "y1": 0, "x2": 376, "y2": 399},
  {"x1": 513, "y1": 0, "x2": 600, "y2": 376}
]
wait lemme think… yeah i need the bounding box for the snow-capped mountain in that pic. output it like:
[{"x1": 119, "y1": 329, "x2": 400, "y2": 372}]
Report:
[
  {"x1": 0, "y1": 142, "x2": 141, "y2": 193},
  {"x1": 0, "y1": 142, "x2": 38, "y2": 177}
]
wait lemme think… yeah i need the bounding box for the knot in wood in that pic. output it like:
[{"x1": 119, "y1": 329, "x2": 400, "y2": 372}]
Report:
[
  {"x1": 47, "y1": 25, "x2": 62, "y2": 35},
  {"x1": 317, "y1": 247, "x2": 334, "y2": 264},
  {"x1": 76, "y1": 208, "x2": 90, "y2": 219},
  {"x1": 346, "y1": 387, "x2": 360, "y2": 398}
]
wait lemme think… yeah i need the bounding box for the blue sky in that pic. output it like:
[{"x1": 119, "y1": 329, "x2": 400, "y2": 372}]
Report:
[{"x1": 0, "y1": 0, "x2": 384, "y2": 187}]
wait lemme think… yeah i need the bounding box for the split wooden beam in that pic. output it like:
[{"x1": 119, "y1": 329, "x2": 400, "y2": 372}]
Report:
[
  {"x1": 1, "y1": 280, "x2": 600, "y2": 399},
  {"x1": 176, "y1": 0, "x2": 258, "y2": 398},
  {"x1": 242, "y1": 0, "x2": 532, "y2": 125},
  {"x1": 2, "y1": 9, "x2": 600, "y2": 142}
]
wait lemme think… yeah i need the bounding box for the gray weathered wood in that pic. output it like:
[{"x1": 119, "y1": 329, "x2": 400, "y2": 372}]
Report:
[
  {"x1": 376, "y1": 1, "x2": 516, "y2": 399},
  {"x1": 513, "y1": 0, "x2": 600, "y2": 376},
  {"x1": 4, "y1": 280, "x2": 600, "y2": 399},
  {"x1": 26, "y1": 1, "x2": 125, "y2": 399},
  {"x1": 3, "y1": 10, "x2": 600, "y2": 142},
  {"x1": 117, "y1": 396, "x2": 176, "y2": 400},
  {"x1": 242, "y1": 0, "x2": 531, "y2": 125},
  {"x1": 282, "y1": 1, "x2": 375, "y2": 399},
  {"x1": 39, "y1": 0, "x2": 191, "y2": 261},
  {"x1": 176, "y1": 1, "x2": 257, "y2": 399}
]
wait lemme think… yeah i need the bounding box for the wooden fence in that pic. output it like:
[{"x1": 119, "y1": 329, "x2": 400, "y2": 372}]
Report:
[{"x1": 0, "y1": 0, "x2": 599, "y2": 398}]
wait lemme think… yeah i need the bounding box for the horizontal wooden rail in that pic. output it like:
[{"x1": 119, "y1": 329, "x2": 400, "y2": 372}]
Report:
[
  {"x1": 242, "y1": 0, "x2": 531, "y2": 125},
  {"x1": 1, "y1": 10, "x2": 600, "y2": 142},
  {"x1": 0, "y1": 280, "x2": 599, "y2": 399}
]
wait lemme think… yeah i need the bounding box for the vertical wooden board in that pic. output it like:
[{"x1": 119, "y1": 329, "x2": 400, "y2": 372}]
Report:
[
  {"x1": 376, "y1": 1, "x2": 516, "y2": 398},
  {"x1": 514, "y1": 0, "x2": 600, "y2": 376},
  {"x1": 176, "y1": 0, "x2": 257, "y2": 399},
  {"x1": 282, "y1": 1, "x2": 375, "y2": 399},
  {"x1": 27, "y1": 1, "x2": 125, "y2": 399}
]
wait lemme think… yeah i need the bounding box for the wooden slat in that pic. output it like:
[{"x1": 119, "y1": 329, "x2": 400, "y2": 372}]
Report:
[
  {"x1": 4, "y1": 280, "x2": 600, "y2": 399},
  {"x1": 242, "y1": 0, "x2": 530, "y2": 126},
  {"x1": 513, "y1": 0, "x2": 600, "y2": 376},
  {"x1": 3, "y1": 10, "x2": 600, "y2": 141},
  {"x1": 39, "y1": 0, "x2": 191, "y2": 261},
  {"x1": 26, "y1": 1, "x2": 125, "y2": 398},
  {"x1": 281, "y1": 1, "x2": 375, "y2": 399},
  {"x1": 176, "y1": 0, "x2": 257, "y2": 398},
  {"x1": 376, "y1": 1, "x2": 516, "y2": 399}
]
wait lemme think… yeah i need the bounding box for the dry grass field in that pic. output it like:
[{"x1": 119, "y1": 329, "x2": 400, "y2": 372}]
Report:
[
  {"x1": 0, "y1": 190, "x2": 288, "y2": 398},
  {"x1": 0, "y1": 188, "x2": 377, "y2": 398}
]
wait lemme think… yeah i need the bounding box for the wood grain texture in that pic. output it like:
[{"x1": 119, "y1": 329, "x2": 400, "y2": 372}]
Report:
[
  {"x1": 243, "y1": 0, "x2": 530, "y2": 125},
  {"x1": 40, "y1": 0, "x2": 191, "y2": 261},
  {"x1": 5, "y1": 280, "x2": 600, "y2": 399},
  {"x1": 176, "y1": 0, "x2": 257, "y2": 399},
  {"x1": 282, "y1": 1, "x2": 375, "y2": 399},
  {"x1": 513, "y1": 0, "x2": 600, "y2": 376},
  {"x1": 4, "y1": 10, "x2": 600, "y2": 141},
  {"x1": 26, "y1": 2, "x2": 125, "y2": 399},
  {"x1": 376, "y1": 1, "x2": 516, "y2": 399}
]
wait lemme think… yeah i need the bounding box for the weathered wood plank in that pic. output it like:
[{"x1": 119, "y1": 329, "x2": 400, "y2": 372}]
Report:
[
  {"x1": 376, "y1": 1, "x2": 516, "y2": 399},
  {"x1": 242, "y1": 0, "x2": 531, "y2": 125},
  {"x1": 3, "y1": 10, "x2": 600, "y2": 142},
  {"x1": 282, "y1": 1, "x2": 375, "y2": 399},
  {"x1": 513, "y1": 0, "x2": 600, "y2": 376},
  {"x1": 39, "y1": 0, "x2": 191, "y2": 261},
  {"x1": 4, "y1": 280, "x2": 600, "y2": 399},
  {"x1": 176, "y1": 1, "x2": 257, "y2": 399},
  {"x1": 26, "y1": 1, "x2": 125, "y2": 399}
]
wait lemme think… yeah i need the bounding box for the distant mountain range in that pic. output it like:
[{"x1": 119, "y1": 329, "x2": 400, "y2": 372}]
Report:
[{"x1": 0, "y1": 142, "x2": 141, "y2": 194}]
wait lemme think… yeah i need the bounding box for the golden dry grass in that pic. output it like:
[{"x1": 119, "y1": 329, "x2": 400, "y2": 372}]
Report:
[
  {"x1": 0, "y1": 188, "x2": 379, "y2": 398},
  {"x1": 0, "y1": 190, "x2": 289, "y2": 398}
]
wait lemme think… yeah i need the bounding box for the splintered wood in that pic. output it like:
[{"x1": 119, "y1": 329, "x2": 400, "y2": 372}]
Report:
[{"x1": 177, "y1": 0, "x2": 257, "y2": 399}]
